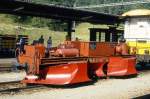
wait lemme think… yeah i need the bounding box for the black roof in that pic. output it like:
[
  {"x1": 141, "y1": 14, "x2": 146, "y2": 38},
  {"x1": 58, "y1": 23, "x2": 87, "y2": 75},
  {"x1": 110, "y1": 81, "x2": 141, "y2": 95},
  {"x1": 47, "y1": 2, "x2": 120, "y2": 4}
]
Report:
[{"x1": 0, "y1": 0, "x2": 120, "y2": 24}]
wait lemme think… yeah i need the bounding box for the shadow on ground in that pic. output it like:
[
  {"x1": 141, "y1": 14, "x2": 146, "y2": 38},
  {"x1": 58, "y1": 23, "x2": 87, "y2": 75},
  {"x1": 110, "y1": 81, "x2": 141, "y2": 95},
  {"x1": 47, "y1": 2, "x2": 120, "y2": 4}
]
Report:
[
  {"x1": 45, "y1": 81, "x2": 96, "y2": 89},
  {"x1": 134, "y1": 94, "x2": 150, "y2": 99}
]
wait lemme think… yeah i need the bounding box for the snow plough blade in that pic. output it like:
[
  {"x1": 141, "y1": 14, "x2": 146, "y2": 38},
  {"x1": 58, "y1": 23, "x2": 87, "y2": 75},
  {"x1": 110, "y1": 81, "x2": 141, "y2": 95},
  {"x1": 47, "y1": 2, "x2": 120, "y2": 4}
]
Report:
[
  {"x1": 107, "y1": 56, "x2": 137, "y2": 76},
  {"x1": 22, "y1": 61, "x2": 91, "y2": 85},
  {"x1": 89, "y1": 61, "x2": 106, "y2": 78}
]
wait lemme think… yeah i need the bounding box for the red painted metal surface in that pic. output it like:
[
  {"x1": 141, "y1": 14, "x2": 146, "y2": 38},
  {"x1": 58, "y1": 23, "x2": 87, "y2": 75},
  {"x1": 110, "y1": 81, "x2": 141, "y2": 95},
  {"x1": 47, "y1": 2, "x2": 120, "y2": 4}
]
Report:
[
  {"x1": 107, "y1": 57, "x2": 137, "y2": 76},
  {"x1": 89, "y1": 59, "x2": 107, "y2": 77},
  {"x1": 53, "y1": 42, "x2": 80, "y2": 57},
  {"x1": 18, "y1": 41, "x2": 137, "y2": 85},
  {"x1": 64, "y1": 41, "x2": 117, "y2": 57},
  {"x1": 79, "y1": 42, "x2": 116, "y2": 57},
  {"x1": 115, "y1": 43, "x2": 129, "y2": 55},
  {"x1": 22, "y1": 62, "x2": 91, "y2": 85},
  {"x1": 55, "y1": 48, "x2": 79, "y2": 57},
  {"x1": 64, "y1": 41, "x2": 81, "y2": 49},
  {"x1": 18, "y1": 44, "x2": 45, "y2": 74}
]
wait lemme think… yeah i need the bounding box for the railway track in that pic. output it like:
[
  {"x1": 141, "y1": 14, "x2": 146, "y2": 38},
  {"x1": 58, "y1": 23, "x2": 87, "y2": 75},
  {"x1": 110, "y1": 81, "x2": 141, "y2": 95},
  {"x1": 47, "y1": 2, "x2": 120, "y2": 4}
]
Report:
[
  {"x1": 0, "y1": 58, "x2": 17, "y2": 72},
  {"x1": 0, "y1": 66, "x2": 149, "y2": 95},
  {"x1": 0, "y1": 66, "x2": 13, "y2": 72},
  {"x1": 0, "y1": 80, "x2": 22, "y2": 94},
  {"x1": 0, "y1": 81, "x2": 50, "y2": 95}
]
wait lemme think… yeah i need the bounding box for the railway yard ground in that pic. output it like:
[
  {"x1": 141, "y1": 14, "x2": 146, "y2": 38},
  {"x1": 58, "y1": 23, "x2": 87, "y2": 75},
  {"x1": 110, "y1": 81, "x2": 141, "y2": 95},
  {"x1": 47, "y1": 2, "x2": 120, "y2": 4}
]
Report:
[
  {"x1": 0, "y1": 69, "x2": 150, "y2": 99},
  {"x1": 1, "y1": 1, "x2": 150, "y2": 99}
]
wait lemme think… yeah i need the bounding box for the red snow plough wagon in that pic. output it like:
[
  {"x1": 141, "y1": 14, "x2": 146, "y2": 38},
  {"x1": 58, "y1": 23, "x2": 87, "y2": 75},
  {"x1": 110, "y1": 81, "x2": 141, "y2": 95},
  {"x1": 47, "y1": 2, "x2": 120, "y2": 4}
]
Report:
[
  {"x1": 0, "y1": 0, "x2": 137, "y2": 86},
  {"x1": 17, "y1": 40, "x2": 137, "y2": 85}
]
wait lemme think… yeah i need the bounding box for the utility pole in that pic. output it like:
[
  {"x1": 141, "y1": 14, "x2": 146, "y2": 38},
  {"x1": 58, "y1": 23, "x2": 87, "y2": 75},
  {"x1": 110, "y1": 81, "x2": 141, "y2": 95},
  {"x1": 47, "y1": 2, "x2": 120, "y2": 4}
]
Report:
[
  {"x1": 66, "y1": 0, "x2": 77, "y2": 41},
  {"x1": 72, "y1": 0, "x2": 78, "y2": 41}
]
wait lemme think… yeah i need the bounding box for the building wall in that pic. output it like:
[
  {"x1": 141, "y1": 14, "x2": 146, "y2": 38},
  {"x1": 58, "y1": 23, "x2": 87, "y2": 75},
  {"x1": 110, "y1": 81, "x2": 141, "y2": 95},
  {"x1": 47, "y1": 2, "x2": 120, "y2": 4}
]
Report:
[{"x1": 124, "y1": 17, "x2": 150, "y2": 41}]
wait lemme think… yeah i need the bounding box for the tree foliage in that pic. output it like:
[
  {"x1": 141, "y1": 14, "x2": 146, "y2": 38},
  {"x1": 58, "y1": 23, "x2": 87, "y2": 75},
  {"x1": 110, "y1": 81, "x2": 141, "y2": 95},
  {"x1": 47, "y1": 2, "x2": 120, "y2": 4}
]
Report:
[{"x1": 5, "y1": 0, "x2": 150, "y2": 31}]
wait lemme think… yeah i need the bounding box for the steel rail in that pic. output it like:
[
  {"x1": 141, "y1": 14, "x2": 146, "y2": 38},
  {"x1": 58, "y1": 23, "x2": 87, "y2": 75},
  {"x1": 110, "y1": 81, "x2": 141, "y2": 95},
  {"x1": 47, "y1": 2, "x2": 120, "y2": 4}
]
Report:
[{"x1": 0, "y1": 81, "x2": 47, "y2": 94}]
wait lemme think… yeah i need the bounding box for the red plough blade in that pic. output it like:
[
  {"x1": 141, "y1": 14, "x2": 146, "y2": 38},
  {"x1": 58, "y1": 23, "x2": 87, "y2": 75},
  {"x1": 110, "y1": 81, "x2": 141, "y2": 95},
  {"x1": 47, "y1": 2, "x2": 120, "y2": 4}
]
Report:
[
  {"x1": 22, "y1": 61, "x2": 91, "y2": 85},
  {"x1": 89, "y1": 62, "x2": 106, "y2": 78},
  {"x1": 107, "y1": 57, "x2": 137, "y2": 76}
]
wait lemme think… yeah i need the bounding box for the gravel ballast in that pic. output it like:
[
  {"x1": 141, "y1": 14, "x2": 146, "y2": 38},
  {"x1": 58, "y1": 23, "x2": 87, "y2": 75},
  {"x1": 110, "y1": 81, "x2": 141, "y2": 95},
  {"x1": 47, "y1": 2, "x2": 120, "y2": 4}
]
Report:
[
  {"x1": 0, "y1": 72, "x2": 26, "y2": 82},
  {"x1": 0, "y1": 71, "x2": 150, "y2": 99}
]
